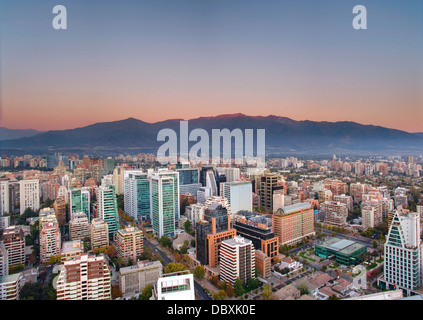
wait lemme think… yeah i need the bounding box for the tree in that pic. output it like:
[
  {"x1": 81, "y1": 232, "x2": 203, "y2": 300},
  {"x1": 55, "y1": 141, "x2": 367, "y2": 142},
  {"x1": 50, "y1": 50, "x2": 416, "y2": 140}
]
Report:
[
  {"x1": 296, "y1": 282, "x2": 309, "y2": 295},
  {"x1": 105, "y1": 245, "x2": 117, "y2": 259},
  {"x1": 158, "y1": 235, "x2": 172, "y2": 248},
  {"x1": 262, "y1": 285, "x2": 272, "y2": 300},
  {"x1": 20, "y1": 282, "x2": 48, "y2": 300},
  {"x1": 193, "y1": 266, "x2": 205, "y2": 280},
  {"x1": 246, "y1": 278, "x2": 260, "y2": 292},
  {"x1": 184, "y1": 220, "x2": 192, "y2": 234},
  {"x1": 111, "y1": 284, "x2": 122, "y2": 299},
  {"x1": 234, "y1": 277, "x2": 244, "y2": 297},
  {"x1": 226, "y1": 283, "x2": 235, "y2": 297},
  {"x1": 138, "y1": 284, "x2": 153, "y2": 300},
  {"x1": 47, "y1": 255, "x2": 61, "y2": 264},
  {"x1": 164, "y1": 262, "x2": 187, "y2": 274},
  {"x1": 210, "y1": 275, "x2": 220, "y2": 287},
  {"x1": 218, "y1": 290, "x2": 227, "y2": 299},
  {"x1": 372, "y1": 240, "x2": 378, "y2": 249}
]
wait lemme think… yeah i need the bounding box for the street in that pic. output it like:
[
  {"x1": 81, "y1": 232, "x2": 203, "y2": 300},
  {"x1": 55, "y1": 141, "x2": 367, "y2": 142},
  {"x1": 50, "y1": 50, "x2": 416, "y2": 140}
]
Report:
[{"x1": 144, "y1": 237, "x2": 212, "y2": 300}]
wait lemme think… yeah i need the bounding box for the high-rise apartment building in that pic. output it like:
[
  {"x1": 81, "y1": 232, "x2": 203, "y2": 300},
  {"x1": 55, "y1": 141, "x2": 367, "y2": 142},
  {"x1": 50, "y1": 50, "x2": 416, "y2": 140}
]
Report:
[
  {"x1": 19, "y1": 179, "x2": 40, "y2": 214},
  {"x1": 113, "y1": 166, "x2": 125, "y2": 195},
  {"x1": 219, "y1": 235, "x2": 255, "y2": 286},
  {"x1": 56, "y1": 253, "x2": 111, "y2": 300},
  {"x1": 321, "y1": 201, "x2": 348, "y2": 226},
  {"x1": 273, "y1": 202, "x2": 315, "y2": 246},
  {"x1": 0, "y1": 243, "x2": 9, "y2": 277},
  {"x1": 115, "y1": 226, "x2": 143, "y2": 265},
  {"x1": 1, "y1": 226, "x2": 25, "y2": 267},
  {"x1": 322, "y1": 179, "x2": 348, "y2": 196},
  {"x1": 90, "y1": 218, "x2": 109, "y2": 251},
  {"x1": 222, "y1": 180, "x2": 253, "y2": 214},
  {"x1": 97, "y1": 186, "x2": 119, "y2": 238},
  {"x1": 53, "y1": 195, "x2": 67, "y2": 226},
  {"x1": 40, "y1": 215, "x2": 61, "y2": 263},
  {"x1": 333, "y1": 194, "x2": 353, "y2": 212},
  {"x1": 361, "y1": 202, "x2": 383, "y2": 230},
  {"x1": 0, "y1": 180, "x2": 9, "y2": 215},
  {"x1": 69, "y1": 212, "x2": 90, "y2": 241},
  {"x1": 259, "y1": 173, "x2": 286, "y2": 213}
]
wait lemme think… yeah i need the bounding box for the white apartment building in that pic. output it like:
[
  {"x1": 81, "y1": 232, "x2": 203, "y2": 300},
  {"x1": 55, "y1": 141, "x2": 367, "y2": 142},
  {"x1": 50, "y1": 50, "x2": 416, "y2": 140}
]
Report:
[
  {"x1": 0, "y1": 180, "x2": 9, "y2": 215},
  {"x1": 219, "y1": 235, "x2": 255, "y2": 286},
  {"x1": 90, "y1": 218, "x2": 109, "y2": 251},
  {"x1": 19, "y1": 179, "x2": 40, "y2": 214},
  {"x1": 154, "y1": 271, "x2": 195, "y2": 300},
  {"x1": 379, "y1": 209, "x2": 423, "y2": 296},
  {"x1": 222, "y1": 180, "x2": 252, "y2": 214}
]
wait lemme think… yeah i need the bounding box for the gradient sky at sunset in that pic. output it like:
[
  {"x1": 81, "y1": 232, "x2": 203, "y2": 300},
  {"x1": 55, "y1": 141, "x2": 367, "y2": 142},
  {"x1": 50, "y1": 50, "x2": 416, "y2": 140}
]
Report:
[{"x1": 1, "y1": 0, "x2": 422, "y2": 132}]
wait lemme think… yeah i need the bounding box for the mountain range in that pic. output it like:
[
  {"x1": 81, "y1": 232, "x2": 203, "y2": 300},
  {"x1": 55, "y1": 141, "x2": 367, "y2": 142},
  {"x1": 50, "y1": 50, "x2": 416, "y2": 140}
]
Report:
[
  {"x1": 0, "y1": 127, "x2": 44, "y2": 141},
  {"x1": 1, "y1": 114, "x2": 422, "y2": 156}
]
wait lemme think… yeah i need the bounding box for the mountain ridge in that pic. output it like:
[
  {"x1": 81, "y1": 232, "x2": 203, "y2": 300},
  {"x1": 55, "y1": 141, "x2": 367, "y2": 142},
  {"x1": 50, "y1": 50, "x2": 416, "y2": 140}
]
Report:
[{"x1": 0, "y1": 114, "x2": 422, "y2": 155}]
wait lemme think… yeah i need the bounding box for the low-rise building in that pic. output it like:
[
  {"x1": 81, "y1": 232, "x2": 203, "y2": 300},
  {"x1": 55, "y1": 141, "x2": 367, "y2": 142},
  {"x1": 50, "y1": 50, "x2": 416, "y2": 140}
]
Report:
[{"x1": 118, "y1": 260, "x2": 163, "y2": 297}]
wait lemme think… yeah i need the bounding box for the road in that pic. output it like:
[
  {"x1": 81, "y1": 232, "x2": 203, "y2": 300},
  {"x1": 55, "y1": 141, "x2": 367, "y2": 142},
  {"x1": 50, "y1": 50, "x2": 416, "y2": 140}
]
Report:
[{"x1": 144, "y1": 237, "x2": 212, "y2": 300}]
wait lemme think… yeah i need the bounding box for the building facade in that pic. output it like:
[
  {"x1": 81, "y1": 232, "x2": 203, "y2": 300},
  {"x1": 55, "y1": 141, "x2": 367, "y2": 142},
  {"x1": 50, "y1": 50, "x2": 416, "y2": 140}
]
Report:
[{"x1": 56, "y1": 253, "x2": 111, "y2": 300}]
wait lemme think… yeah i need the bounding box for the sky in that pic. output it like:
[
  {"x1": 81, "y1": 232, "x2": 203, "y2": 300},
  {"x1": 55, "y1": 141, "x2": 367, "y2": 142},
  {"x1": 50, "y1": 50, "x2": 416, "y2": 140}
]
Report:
[{"x1": 0, "y1": 0, "x2": 422, "y2": 132}]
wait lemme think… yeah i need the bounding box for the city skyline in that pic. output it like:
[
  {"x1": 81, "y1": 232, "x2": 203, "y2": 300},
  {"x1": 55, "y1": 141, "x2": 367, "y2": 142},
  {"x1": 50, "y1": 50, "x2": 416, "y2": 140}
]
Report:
[{"x1": 1, "y1": 0, "x2": 422, "y2": 132}]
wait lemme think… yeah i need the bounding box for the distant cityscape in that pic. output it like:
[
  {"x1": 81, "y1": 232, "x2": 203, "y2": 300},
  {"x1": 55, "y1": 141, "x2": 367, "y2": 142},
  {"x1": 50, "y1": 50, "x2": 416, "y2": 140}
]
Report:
[{"x1": 1, "y1": 151, "x2": 423, "y2": 301}]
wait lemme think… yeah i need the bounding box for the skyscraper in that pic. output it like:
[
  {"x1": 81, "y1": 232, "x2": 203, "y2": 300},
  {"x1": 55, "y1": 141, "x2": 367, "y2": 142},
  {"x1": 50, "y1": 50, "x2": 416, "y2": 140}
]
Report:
[
  {"x1": 150, "y1": 174, "x2": 177, "y2": 238},
  {"x1": 222, "y1": 180, "x2": 253, "y2": 214},
  {"x1": 69, "y1": 188, "x2": 91, "y2": 221},
  {"x1": 177, "y1": 168, "x2": 201, "y2": 196},
  {"x1": 97, "y1": 186, "x2": 119, "y2": 238},
  {"x1": 379, "y1": 209, "x2": 422, "y2": 295},
  {"x1": 124, "y1": 171, "x2": 150, "y2": 221},
  {"x1": 200, "y1": 166, "x2": 218, "y2": 197},
  {"x1": 195, "y1": 202, "x2": 236, "y2": 267}
]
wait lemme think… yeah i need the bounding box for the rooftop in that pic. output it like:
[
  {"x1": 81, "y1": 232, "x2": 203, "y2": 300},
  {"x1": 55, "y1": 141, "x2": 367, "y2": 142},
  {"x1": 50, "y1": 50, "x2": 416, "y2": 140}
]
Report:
[
  {"x1": 276, "y1": 202, "x2": 312, "y2": 215},
  {"x1": 318, "y1": 237, "x2": 367, "y2": 255}
]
